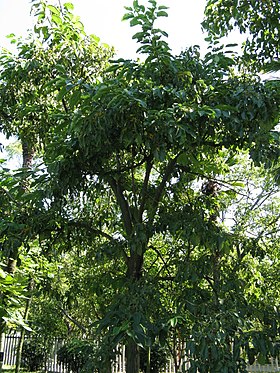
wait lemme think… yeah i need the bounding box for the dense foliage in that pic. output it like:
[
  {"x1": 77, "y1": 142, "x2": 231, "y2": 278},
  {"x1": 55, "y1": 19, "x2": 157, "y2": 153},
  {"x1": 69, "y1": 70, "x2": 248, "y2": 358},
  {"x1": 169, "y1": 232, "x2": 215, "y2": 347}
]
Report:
[
  {"x1": 57, "y1": 339, "x2": 98, "y2": 373},
  {"x1": 21, "y1": 337, "x2": 48, "y2": 371},
  {"x1": 0, "y1": 1, "x2": 279, "y2": 373},
  {"x1": 203, "y1": 0, "x2": 280, "y2": 71}
]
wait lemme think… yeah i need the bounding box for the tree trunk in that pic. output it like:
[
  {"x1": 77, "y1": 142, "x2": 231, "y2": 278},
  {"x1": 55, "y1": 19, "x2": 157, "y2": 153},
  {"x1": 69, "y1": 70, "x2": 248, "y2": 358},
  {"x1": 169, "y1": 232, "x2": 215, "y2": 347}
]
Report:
[
  {"x1": 22, "y1": 141, "x2": 34, "y2": 169},
  {"x1": 126, "y1": 251, "x2": 144, "y2": 373},
  {"x1": 127, "y1": 252, "x2": 143, "y2": 280},
  {"x1": 126, "y1": 338, "x2": 140, "y2": 373}
]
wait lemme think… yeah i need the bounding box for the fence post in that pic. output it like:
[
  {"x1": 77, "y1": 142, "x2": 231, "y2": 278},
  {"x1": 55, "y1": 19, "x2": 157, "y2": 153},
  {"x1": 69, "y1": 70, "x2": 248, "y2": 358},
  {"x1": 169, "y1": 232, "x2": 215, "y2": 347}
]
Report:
[{"x1": 0, "y1": 333, "x2": 5, "y2": 372}]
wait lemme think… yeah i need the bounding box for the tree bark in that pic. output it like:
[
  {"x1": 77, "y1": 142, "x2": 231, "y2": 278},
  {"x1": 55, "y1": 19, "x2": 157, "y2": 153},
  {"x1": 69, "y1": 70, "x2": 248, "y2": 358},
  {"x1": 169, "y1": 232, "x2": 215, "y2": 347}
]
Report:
[
  {"x1": 127, "y1": 252, "x2": 143, "y2": 280},
  {"x1": 126, "y1": 338, "x2": 140, "y2": 373},
  {"x1": 126, "y1": 250, "x2": 144, "y2": 373}
]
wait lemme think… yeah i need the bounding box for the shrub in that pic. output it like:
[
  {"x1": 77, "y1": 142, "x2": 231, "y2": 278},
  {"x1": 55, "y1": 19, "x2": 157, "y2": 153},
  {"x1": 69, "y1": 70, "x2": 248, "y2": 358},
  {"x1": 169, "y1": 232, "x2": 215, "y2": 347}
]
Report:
[
  {"x1": 140, "y1": 344, "x2": 168, "y2": 373},
  {"x1": 57, "y1": 339, "x2": 96, "y2": 373},
  {"x1": 21, "y1": 337, "x2": 48, "y2": 371}
]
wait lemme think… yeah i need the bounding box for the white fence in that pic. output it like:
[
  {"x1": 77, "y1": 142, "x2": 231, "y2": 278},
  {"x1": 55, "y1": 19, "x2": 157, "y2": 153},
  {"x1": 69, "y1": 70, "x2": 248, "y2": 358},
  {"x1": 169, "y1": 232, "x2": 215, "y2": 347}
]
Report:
[
  {"x1": 3, "y1": 334, "x2": 66, "y2": 372},
  {"x1": 3, "y1": 334, "x2": 280, "y2": 372}
]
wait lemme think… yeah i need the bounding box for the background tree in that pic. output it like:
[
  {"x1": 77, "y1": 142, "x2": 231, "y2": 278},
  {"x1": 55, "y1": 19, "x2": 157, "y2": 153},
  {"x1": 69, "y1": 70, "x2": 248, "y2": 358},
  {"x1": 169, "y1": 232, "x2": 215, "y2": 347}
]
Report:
[
  {"x1": 0, "y1": 1, "x2": 112, "y2": 370},
  {"x1": 202, "y1": 0, "x2": 280, "y2": 72}
]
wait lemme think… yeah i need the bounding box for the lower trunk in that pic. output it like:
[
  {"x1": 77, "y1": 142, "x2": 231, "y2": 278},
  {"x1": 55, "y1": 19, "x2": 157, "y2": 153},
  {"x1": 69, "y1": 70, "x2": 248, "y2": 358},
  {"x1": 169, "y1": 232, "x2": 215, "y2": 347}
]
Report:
[
  {"x1": 126, "y1": 252, "x2": 144, "y2": 373},
  {"x1": 127, "y1": 252, "x2": 143, "y2": 280},
  {"x1": 126, "y1": 338, "x2": 140, "y2": 373}
]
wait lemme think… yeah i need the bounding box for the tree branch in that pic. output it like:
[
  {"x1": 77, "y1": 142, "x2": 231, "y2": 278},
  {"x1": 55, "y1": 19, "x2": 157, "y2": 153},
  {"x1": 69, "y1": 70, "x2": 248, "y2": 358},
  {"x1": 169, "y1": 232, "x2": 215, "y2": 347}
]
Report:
[
  {"x1": 150, "y1": 245, "x2": 174, "y2": 280},
  {"x1": 59, "y1": 307, "x2": 87, "y2": 333},
  {"x1": 101, "y1": 157, "x2": 147, "y2": 176},
  {"x1": 149, "y1": 155, "x2": 178, "y2": 224},
  {"x1": 0, "y1": 186, "x2": 22, "y2": 206},
  {"x1": 67, "y1": 219, "x2": 115, "y2": 241},
  {"x1": 107, "y1": 176, "x2": 133, "y2": 236}
]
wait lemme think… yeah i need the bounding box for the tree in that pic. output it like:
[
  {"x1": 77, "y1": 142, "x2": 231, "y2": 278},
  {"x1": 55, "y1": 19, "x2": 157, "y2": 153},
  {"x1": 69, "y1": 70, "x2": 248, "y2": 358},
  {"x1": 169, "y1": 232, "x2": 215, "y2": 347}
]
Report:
[
  {"x1": 0, "y1": 1, "x2": 280, "y2": 372},
  {"x1": 0, "y1": 162, "x2": 35, "y2": 373},
  {"x1": 202, "y1": 0, "x2": 280, "y2": 70},
  {"x1": 0, "y1": 0, "x2": 112, "y2": 369}
]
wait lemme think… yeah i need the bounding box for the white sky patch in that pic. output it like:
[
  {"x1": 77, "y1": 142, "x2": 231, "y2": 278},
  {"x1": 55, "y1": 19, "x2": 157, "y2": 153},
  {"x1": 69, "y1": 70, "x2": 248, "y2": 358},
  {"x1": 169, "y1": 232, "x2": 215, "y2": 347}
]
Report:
[
  {"x1": 0, "y1": 0, "x2": 249, "y2": 148},
  {"x1": 0, "y1": 0, "x2": 208, "y2": 57}
]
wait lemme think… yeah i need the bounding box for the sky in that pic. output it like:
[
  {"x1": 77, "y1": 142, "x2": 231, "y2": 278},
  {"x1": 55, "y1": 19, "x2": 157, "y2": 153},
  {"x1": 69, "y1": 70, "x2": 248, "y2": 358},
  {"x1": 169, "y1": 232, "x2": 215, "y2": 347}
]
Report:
[{"x1": 0, "y1": 0, "x2": 209, "y2": 59}]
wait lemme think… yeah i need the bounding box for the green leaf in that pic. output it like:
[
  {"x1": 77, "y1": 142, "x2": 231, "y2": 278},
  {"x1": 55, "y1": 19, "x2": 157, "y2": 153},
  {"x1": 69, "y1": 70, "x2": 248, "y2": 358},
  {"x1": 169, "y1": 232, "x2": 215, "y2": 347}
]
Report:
[
  {"x1": 69, "y1": 90, "x2": 81, "y2": 108},
  {"x1": 225, "y1": 43, "x2": 238, "y2": 47},
  {"x1": 51, "y1": 14, "x2": 62, "y2": 25},
  {"x1": 130, "y1": 18, "x2": 143, "y2": 27},
  {"x1": 64, "y1": 2, "x2": 74, "y2": 11},
  {"x1": 169, "y1": 318, "x2": 177, "y2": 327},
  {"x1": 257, "y1": 353, "x2": 267, "y2": 365},
  {"x1": 56, "y1": 86, "x2": 67, "y2": 101},
  {"x1": 156, "y1": 11, "x2": 168, "y2": 17},
  {"x1": 169, "y1": 316, "x2": 183, "y2": 327},
  {"x1": 133, "y1": 312, "x2": 141, "y2": 324},
  {"x1": 177, "y1": 153, "x2": 188, "y2": 166},
  {"x1": 132, "y1": 32, "x2": 145, "y2": 40},
  {"x1": 230, "y1": 181, "x2": 245, "y2": 187},
  {"x1": 47, "y1": 5, "x2": 60, "y2": 15},
  {"x1": 6, "y1": 33, "x2": 16, "y2": 39},
  {"x1": 0, "y1": 268, "x2": 6, "y2": 279},
  {"x1": 122, "y1": 13, "x2": 134, "y2": 21}
]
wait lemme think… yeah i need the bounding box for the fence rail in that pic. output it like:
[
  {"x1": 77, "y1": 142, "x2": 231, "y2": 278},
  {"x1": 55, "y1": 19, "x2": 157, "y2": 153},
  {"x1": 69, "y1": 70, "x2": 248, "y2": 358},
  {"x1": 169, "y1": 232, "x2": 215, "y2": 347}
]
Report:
[{"x1": 3, "y1": 334, "x2": 280, "y2": 372}]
